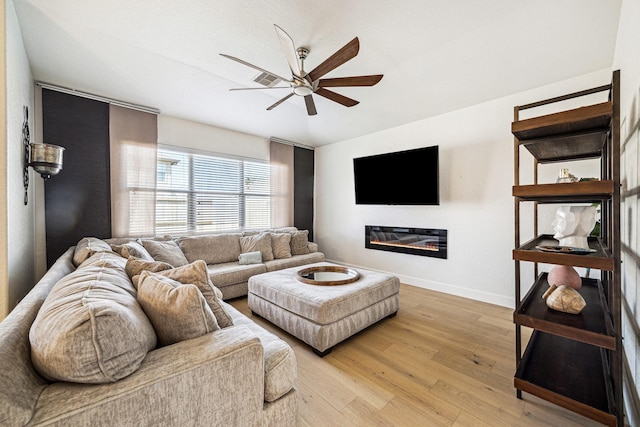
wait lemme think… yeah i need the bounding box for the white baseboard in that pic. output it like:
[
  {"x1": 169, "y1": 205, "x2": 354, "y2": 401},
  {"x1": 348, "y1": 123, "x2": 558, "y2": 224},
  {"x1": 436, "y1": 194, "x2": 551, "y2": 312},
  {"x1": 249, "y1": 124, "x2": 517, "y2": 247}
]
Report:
[{"x1": 326, "y1": 259, "x2": 514, "y2": 309}]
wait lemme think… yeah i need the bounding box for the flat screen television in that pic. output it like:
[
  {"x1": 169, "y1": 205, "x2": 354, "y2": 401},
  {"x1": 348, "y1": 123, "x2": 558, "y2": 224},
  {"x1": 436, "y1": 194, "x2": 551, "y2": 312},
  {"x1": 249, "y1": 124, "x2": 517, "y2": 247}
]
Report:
[{"x1": 353, "y1": 145, "x2": 439, "y2": 205}]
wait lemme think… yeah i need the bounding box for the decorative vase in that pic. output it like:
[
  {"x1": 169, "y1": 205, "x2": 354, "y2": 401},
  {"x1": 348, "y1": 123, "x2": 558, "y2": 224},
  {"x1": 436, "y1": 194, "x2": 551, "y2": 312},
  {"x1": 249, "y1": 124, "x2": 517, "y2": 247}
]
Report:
[{"x1": 547, "y1": 265, "x2": 582, "y2": 290}]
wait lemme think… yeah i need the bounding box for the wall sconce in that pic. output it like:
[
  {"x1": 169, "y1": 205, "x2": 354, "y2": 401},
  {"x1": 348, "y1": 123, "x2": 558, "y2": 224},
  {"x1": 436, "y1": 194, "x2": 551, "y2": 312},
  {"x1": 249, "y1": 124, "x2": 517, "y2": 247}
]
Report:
[{"x1": 23, "y1": 106, "x2": 64, "y2": 205}]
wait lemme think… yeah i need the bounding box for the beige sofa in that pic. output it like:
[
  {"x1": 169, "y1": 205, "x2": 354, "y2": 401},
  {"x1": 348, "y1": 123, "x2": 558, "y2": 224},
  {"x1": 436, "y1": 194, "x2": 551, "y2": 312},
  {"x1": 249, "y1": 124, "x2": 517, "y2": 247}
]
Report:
[{"x1": 0, "y1": 228, "x2": 322, "y2": 426}]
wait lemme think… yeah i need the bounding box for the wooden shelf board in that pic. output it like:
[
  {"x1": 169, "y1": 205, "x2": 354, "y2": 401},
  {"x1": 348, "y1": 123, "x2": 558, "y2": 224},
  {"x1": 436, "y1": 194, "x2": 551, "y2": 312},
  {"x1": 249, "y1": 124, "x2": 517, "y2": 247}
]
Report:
[
  {"x1": 515, "y1": 332, "x2": 616, "y2": 426},
  {"x1": 513, "y1": 235, "x2": 615, "y2": 271},
  {"x1": 513, "y1": 180, "x2": 614, "y2": 202},
  {"x1": 520, "y1": 130, "x2": 608, "y2": 163},
  {"x1": 514, "y1": 273, "x2": 615, "y2": 349},
  {"x1": 512, "y1": 102, "x2": 613, "y2": 140}
]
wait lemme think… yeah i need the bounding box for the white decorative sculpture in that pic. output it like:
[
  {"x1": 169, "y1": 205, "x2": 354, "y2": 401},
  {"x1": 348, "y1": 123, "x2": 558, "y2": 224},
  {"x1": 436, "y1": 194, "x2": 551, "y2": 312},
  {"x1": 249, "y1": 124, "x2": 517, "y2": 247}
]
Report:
[{"x1": 552, "y1": 206, "x2": 597, "y2": 249}]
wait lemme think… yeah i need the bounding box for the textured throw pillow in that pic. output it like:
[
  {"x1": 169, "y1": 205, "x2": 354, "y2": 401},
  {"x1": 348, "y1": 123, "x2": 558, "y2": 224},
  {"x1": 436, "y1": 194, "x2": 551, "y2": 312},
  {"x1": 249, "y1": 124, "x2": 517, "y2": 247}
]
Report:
[
  {"x1": 73, "y1": 237, "x2": 113, "y2": 267},
  {"x1": 141, "y1": 239, "x2": 189, "y2": 267},
  {"x1": 125, "y1": 257, "x2": 174, "y2": 288},
  {"x1": 290, "y1": 230, "x2": 310, "y2": 255},
  {"x1": 238, "y1": 250, "x2": 262, "y2": 265},
  {"x1": 137, "y1": 272, "x2": 219, "y2": 346},
  {"x1": 111, "y1": 241, "x2": 154, "y2": 261},
  {"x1": 30, "y1": 252, "x2": 157, "y2": 384},
  {"x1": 240, "y1": 233, "x2": 274, "y2": 261},
  {"x1": 271, "y1": 232, "x2": 292, "y2": 259},
  {"x1": 147, "y1": 260, "x2": 233, "y2": 328}
]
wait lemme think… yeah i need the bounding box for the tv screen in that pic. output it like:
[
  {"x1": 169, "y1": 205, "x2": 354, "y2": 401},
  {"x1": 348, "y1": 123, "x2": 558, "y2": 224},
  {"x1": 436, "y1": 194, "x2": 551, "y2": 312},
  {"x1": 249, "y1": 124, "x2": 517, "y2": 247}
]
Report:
[{"x1": 353, "y1": 145, "x2": 439, "y2": 205}]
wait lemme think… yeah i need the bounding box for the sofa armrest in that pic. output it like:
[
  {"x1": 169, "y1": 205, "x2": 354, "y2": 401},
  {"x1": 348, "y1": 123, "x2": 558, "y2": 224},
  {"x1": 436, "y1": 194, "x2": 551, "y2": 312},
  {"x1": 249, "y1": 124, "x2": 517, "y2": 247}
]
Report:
[
  {"x1": 30, "y1": 326, "x2": 265, "y2": 426},
  {"x1": 307, "y1": 242, "x2": 319, "y2": 253}
]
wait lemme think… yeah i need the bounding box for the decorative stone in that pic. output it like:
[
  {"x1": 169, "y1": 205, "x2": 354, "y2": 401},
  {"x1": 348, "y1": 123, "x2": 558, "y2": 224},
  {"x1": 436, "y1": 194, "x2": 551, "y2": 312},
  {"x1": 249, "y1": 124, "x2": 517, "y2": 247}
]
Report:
[
  {"x1": 542, "y1": 284, "x2": 586, "y2": 315},
  {"x1": 547, "y1": 265, "x2": 582, "y2": 290}
]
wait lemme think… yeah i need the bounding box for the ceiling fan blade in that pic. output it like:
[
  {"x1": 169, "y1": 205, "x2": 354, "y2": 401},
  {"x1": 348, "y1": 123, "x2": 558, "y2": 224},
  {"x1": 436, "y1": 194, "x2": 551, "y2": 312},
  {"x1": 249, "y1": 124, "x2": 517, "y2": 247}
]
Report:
[
  {"x1": 220, "y1": 53, "x2": 291, "y2": 83},
  {"x1": 229, "y1": 86, "x2": 291, "y2": 91},
  {"x1": 319, "y1": 74, "x2": 383, "y2": 87},
  {"x1": 274, "y1": 25, "x2": 302, "y2": 78},
  {"x1": 304, "y1": 95, "x2": 317, "y2": 116},
  {"x1": 315, "y1": 88, "x2": 359, "y2": 107},
  {"x1": 307, "y1": 37, "x2": 359, "y2": 82},
  {"x1": 266, "y1": 93, "x2": 294, "y2": 110}
]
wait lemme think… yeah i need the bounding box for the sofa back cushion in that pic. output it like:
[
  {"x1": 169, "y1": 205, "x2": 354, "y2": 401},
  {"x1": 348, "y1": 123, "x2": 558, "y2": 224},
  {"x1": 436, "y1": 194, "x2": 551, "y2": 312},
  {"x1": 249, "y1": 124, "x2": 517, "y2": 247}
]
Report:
[
  {"x1": 177, "y1": 234, "x2": 242, "y2": 264},
  {"x1": 29, "y1": 252, "x2": 157, "y2": 384},
  {"x1": 73, "y1": 237, "x2": 113, "y2": 267}
]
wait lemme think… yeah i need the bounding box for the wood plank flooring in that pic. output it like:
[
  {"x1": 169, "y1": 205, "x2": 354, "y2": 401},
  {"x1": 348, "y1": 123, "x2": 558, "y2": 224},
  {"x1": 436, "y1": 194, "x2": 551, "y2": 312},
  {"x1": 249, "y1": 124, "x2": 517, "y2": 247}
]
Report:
[{"x1": 231, "y1": 284, "x2": 601, "y2": 426}]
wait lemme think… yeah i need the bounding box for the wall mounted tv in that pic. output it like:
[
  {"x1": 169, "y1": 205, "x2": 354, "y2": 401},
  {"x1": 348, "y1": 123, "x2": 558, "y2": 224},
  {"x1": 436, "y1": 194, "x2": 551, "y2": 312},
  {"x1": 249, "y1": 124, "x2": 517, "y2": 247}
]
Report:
[{"x1": 353, "y1": 145, "x2": 439, "y2": 205}]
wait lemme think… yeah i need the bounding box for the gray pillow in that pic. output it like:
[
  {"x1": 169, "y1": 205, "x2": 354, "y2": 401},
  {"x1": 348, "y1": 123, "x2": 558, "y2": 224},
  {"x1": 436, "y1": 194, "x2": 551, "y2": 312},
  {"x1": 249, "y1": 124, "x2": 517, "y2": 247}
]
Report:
[
  {"x1": 125, "y1": 257, "x2": 174, "y2": 288},
  {"x1": 271, "y1": 233, "x2": 292, "y2": 259},
  {"x1": 290, "y1": 230, "x2": 310, "y2": 255},
  {"x1": 141, "y1": 239, "x2": 189, "y2": 267},
  {"x1": 73, "y1": 237, "x2": 113, "y2": 267},
  {"x1": 111, "y1": 241, "x2": 154, "y2": 261},
  {"x1": 240, "y1": 233, "x2": 274, "y2": 261},
  {"x1": 137, "y1": 272, "x2": 218, "y2": 347},
  {"x1": 238, "y1": 250, "x2": 263, "y2": 265}
]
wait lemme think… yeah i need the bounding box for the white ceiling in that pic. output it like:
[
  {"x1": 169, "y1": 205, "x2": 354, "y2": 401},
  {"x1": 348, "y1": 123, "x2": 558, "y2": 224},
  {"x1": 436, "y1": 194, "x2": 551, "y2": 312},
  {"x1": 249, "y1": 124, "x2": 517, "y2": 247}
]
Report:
[{"x1": 13, "y1": 0, "x2": 621, "y2": 147}]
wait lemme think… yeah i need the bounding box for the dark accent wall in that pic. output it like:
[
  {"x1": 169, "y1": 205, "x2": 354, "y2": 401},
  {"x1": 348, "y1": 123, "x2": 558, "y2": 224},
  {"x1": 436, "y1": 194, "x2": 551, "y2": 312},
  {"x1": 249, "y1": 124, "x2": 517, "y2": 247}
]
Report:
[
  {"x1": 294, "y1": 146, "x2": 314, "y2": 240},
  {"x1": 42, "y1": 89, "x2": 111, "y2": 267}
]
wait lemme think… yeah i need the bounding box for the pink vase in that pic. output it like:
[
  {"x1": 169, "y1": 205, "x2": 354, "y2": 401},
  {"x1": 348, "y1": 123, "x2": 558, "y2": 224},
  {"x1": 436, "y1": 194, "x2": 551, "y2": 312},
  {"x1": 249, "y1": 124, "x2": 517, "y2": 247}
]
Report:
[{"x1": 547, "y1": 265, "x2": 582, "y2": 290}]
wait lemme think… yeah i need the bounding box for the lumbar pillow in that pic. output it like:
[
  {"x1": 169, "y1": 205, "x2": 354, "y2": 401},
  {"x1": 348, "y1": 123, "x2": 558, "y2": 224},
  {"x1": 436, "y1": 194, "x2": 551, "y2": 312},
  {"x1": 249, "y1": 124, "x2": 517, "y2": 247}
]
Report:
[
  {"x1": 73, "y1": 237, "x2": 113, "y2": 267},
  {"x1": 137, "y1": 271, "x2": 218, "y2": 346},
  {"x1": 145, "y1": 260, "x2": 233, "y2": 328},
  {"x1": 30, "y1": 252, "x2": 157, "y2": 384},
  {"x1": 141, "y1": 239, "x2": 189, "y2": 267},
  {"x1": 270, "y1": 232, "x2": 292, "y2": 259},
  {"x1": 125, "y1": 257, "x2": 174, "y2": 288},
  {"x1": 111, "y1": 241, "x2": 154, "y2": 261},
  {"x1": 238, "y1": 250, "x2": 262, "y2": 265},
  {"x1": 240, "y1": 233, "x2": 274, "y2": 261},
  {"x1": 290, "y1": 230, "x2": 310, "y2": 255}
]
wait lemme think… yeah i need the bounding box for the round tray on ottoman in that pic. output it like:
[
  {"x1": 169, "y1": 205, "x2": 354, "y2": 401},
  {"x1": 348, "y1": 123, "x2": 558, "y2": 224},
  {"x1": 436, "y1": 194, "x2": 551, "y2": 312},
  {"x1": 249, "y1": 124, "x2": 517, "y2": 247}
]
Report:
[{"x1": 297, "y1": 265, "x2": 359, "y2": 286}]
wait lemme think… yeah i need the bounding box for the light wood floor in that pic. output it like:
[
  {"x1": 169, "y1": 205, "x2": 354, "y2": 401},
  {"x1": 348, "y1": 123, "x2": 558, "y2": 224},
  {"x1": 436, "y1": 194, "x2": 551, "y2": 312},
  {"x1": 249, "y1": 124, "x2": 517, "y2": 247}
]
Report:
[{"x1": 231, "y1": 284, "x2": 601, "y2": 426}]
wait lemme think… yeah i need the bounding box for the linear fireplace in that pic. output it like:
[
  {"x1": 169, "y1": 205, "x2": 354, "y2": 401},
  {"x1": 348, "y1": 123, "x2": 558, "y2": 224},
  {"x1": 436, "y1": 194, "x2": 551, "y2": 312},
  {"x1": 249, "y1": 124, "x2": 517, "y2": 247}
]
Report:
[{"x1": 365, "y1": 225, "x2": 447, "y2": 259}]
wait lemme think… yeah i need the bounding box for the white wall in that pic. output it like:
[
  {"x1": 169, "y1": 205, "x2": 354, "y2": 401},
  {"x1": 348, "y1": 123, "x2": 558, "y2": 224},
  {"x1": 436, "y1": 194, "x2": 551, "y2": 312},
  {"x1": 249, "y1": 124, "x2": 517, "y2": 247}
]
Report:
[
  {"x1": 1, "y1": 0, "x2": 36, "y2": 318},
  {"x1": 158, "y1": 115, "x2": 269, "y2": 161},
  {"x1": 315, "y1": 69, "x2": 611, "y2": 308},
  {"x1": 613, "y1": 0, "x2": 640, "y2": 422}
]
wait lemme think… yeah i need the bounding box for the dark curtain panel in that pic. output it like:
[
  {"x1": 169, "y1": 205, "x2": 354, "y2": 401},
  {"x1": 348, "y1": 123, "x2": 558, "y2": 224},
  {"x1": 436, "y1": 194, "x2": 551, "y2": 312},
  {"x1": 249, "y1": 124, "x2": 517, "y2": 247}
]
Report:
[
  {"x1": 42, "y1": 89, "x2": 111, "y2": 267},
  {"x1": 293, "y1": 146, "x2": 314, "y2": 241}
]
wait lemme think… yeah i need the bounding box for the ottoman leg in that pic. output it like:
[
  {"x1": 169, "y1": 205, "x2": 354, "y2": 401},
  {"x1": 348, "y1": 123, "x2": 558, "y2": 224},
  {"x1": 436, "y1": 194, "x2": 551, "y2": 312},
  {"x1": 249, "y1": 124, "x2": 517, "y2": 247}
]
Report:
[
  {"x1": 313, "y1": 347, "x2": 333, "y2": 357},
  {"x1": 387, "y1": 311, "x2": 398, "y2": 319}
]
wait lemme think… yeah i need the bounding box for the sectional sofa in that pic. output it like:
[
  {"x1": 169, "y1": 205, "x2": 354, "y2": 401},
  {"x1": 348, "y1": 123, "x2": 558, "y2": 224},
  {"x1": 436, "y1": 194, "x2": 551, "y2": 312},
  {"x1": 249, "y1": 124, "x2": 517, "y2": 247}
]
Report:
[{"x1": 0, "y1": 228, "x2": 323, "y2": 426}]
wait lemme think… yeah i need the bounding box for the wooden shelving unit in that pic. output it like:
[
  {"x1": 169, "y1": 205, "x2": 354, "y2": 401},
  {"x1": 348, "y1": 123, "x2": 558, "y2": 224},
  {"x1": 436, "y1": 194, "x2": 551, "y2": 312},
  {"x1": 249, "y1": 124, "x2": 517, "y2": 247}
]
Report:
[{"x1": 512, "y1": 71, "x2": 622, "y2": 426}]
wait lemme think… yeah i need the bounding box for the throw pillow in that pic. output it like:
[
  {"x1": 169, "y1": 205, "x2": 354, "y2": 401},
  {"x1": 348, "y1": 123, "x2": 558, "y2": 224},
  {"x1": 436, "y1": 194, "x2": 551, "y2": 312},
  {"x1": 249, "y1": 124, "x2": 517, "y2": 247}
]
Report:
[
  {"x1": 270, "y1": 232, "x2": 292, "y2": 259},
  {"x1": 30, "y1": 252, "x2": 157, "y2": 384},
  {"x1": 290, "y1": 230, "x2": 310, "y2": 255},
  {"x1": 125, "y1": 257, "x2": 174, "y2": 288},
  {"x1": 141, "y1": 239, "x2": 189, "y2": 267},
  {"x1": 146, "y1": 260, "x2": 233, "y2": 328},
  {"x1": 240, "y1": 233, "x2": 274, "y2": 261},
  {"x1": 111, "y1": 241, "x2": 154, "y2": 261},
  {"x1": 137, "y1": 272, "x2": 219, "y2": 347},
  {"x1": 73, "y1": 237, "x2": 113, "y2": 267},
  {"x1": 238, "y1": 250, "x2": 262, "y2": 265}
]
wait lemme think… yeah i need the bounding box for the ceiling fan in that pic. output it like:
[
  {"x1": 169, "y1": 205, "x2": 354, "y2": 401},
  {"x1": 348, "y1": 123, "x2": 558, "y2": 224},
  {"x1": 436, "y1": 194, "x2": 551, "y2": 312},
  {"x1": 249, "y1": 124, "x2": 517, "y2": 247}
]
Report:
[{"x1": 220, "y1": 25, "x2": 383, "y2": 116}]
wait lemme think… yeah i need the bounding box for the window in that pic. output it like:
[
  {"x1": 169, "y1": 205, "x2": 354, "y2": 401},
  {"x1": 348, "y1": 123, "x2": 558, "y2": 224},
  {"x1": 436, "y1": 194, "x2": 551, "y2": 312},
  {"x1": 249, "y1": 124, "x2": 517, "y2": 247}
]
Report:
[{"x1": 156, "y1": 147, "x2": 270, "y2": 235}]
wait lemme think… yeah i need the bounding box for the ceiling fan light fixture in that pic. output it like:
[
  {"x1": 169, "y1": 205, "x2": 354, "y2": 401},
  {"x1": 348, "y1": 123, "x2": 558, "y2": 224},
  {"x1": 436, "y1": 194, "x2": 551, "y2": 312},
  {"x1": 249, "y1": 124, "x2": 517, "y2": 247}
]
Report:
[{"x1": 293, "y1": 86, "x2": 313, "y2": 96}]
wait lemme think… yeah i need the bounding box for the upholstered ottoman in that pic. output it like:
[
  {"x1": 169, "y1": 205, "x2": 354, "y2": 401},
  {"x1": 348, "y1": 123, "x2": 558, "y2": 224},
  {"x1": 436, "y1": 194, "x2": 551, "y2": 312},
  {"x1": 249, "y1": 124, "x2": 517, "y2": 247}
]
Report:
[{"x1": 248, "y1": 262, "x2": 400, "y2": 356}]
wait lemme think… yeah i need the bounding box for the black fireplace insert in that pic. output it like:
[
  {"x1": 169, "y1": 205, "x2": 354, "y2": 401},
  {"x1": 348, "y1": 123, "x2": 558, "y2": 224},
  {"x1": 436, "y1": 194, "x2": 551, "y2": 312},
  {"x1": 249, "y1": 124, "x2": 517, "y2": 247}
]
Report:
[{"x1": 365, "y1": 225, "x2": 447, "y2": 259}]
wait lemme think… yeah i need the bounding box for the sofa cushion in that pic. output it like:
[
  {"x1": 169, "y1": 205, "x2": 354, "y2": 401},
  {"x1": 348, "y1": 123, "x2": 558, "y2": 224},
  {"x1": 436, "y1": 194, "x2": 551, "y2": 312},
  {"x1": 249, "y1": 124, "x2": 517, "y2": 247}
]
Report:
[
  {"x1": 238, "y1": 250, "x2": 262, "y2": 265},
  {"x1": 143, "y1": 260, "x2": 233, "y2": 328},
  {"x1": 137, "y1": 272, "x2": 219, "y2": 346},
  {"x1": 29, "y1": 252, "x2": 157, "y2": 384},
  {"x1": 141, "y1": 239, "x2": 189, "y2": 267},
  {"x1": 177, "y1": 234, "x2": 242, "y2": 264},
  {"x1": 290, "y1": 230, "x2": 310, "y2": 255},
  {"x1": 207, "y1": 262, "x2": 267, "y2": 288},
  {"x1": 263, "y1": 252, "x2": 326, "y2": 272},
  {"x1": 126, "y1": 257, "x2": 174, "y2": 287},
  {"x1": 271, "y1": 233, "x2": 292, "y2": 259},
  {"x1": 73, "y1": 237, "x2": 113, "y2": 267},
  {"x1": 225, "y1": 303, "x2": 297, "y2": 402},
  {"x1": 240, "y1": 233, "x2": 274, "y2": 262},
  {"x1": 111, "y1": 241, "x2": 154, "y2": 261}
]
